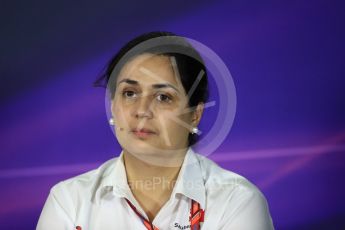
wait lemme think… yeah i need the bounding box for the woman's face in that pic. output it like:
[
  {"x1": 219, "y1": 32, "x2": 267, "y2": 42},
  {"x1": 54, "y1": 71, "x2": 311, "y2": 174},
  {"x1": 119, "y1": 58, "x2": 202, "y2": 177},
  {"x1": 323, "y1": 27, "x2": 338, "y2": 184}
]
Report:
[{"x1": 111, "y1": 53, "x2": 200, "y2": 157}]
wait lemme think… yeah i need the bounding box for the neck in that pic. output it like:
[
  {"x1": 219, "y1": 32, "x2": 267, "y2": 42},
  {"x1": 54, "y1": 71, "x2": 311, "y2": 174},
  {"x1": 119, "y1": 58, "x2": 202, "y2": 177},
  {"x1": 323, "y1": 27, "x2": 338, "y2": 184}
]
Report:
[
  {"x1": 123, "y1": 148, "x2": 188, "y2": 191},
  {"x1": 122, "y1": 148, "x2": 189, "y2": 222}
]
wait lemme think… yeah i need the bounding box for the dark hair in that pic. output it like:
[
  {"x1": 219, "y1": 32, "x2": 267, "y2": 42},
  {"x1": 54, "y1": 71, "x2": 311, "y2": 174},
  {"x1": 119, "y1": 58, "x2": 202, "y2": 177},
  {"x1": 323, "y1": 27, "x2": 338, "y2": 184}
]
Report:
[{"x1": 94, "y1": 31, "x2": 209, "y2": 146}]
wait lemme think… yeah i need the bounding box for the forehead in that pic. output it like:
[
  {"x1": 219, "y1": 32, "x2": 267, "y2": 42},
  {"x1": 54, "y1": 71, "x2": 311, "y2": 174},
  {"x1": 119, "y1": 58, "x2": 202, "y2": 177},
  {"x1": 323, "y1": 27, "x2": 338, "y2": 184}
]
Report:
[{"x1": 117, "y1": 53, "x2": 181, "y2": 87}]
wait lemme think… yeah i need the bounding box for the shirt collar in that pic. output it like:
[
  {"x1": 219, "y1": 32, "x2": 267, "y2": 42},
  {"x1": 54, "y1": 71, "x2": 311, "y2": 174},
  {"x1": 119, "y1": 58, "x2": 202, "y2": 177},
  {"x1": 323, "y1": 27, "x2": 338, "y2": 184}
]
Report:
[
  {"x1": 96, "y1": 152, "x2": 151, "y2": 217},
  {"x1": 96, "y1": 150, "x2": 131, "y2": 200},
  {"x1": 171, "y1": 148, "x2": 206, "y2": 209},
  {"x1": 95, "y1": 147, "x2": 206, "y2": 209}
]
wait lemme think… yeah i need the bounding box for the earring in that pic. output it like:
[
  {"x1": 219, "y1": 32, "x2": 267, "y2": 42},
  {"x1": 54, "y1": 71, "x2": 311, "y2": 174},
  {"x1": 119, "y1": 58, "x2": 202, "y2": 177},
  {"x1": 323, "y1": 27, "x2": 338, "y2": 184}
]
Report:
[
  {"x1": 109, "y1": 117, "x2": 115, "y2": 126},
  {"x1": 191, "y1": 127, "x2": 200, "y2": 135}
]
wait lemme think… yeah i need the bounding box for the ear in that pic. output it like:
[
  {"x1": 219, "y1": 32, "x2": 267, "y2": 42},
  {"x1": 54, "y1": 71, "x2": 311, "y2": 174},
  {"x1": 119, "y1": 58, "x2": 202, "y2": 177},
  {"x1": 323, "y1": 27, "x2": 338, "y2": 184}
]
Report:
[{"x1": 191, "y1": 103, "x2": 205, "y2": 127}]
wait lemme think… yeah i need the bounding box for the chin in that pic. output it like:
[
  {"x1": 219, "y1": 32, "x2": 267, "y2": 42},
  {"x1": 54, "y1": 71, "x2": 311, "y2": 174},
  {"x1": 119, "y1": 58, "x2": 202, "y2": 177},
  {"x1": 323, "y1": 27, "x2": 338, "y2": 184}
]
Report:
[{"x1": 123, "y1": 141, "x2": 160, "y2": 155}]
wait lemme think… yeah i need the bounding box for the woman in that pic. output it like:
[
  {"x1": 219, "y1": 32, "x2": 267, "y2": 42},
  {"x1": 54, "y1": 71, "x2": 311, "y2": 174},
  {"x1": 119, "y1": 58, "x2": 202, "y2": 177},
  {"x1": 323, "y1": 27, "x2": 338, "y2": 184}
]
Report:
[{"x1": 37, "y1": 32, "x2": 274, "y2": 229}]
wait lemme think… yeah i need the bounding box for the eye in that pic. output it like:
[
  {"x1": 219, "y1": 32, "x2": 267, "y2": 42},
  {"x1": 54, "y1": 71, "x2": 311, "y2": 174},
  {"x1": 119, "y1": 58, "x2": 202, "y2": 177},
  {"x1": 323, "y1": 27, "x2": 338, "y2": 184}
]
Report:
[
  {"x1": 122, "y1": 90, "x2": 137, "y2": 98},
  {"x1": 156, "y1": 93, "x2": 172, "y2": 103}
]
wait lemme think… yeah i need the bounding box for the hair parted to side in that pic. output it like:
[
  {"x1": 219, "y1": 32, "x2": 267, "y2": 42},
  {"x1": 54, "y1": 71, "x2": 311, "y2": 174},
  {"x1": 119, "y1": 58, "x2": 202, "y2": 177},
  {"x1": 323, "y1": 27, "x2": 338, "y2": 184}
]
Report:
[{"x1": 94, "y1": 31, "x2": 209, "y2": 146}]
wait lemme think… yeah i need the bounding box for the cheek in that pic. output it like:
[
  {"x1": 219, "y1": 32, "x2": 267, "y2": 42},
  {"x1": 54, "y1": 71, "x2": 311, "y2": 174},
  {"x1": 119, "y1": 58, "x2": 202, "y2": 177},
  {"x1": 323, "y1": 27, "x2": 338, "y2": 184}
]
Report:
[
  {"x1": 112, "y1": 101, "x2": 130, "y2": 124},
  {"x1": 159, "y1": 110, "x2": 191, "y2": 132}
]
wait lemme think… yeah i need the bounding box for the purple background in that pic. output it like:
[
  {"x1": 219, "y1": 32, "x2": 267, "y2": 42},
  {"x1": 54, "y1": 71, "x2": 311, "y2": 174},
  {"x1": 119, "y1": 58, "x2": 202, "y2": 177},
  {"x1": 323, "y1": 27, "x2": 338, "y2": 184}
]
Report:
[{"x1": 1, "y1": 0, "x2": 345, "y2": 229}]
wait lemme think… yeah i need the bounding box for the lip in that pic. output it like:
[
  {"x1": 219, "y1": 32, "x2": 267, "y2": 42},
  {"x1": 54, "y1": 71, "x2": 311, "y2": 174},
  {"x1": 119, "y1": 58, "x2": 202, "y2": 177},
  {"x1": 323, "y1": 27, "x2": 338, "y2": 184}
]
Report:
[
  {"x1": 132, "y1": 128, "x2": 155, "y2": 133},
  {"x1": 131, "y1": 128, "x2": 157, "y2": 138}
]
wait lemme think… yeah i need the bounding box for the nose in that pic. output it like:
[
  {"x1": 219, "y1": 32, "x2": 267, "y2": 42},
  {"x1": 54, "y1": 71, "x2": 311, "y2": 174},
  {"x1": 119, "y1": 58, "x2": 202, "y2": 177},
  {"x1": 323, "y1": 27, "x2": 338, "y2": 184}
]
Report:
[{"x1": 133, "y1": 94, "x2": 153, "y2": 119}]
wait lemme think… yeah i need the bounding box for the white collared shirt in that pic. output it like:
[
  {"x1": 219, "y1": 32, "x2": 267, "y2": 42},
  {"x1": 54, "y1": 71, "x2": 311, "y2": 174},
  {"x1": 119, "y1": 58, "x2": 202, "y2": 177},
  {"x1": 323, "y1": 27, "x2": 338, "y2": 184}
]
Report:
[{"x1": 37, "y1": 148, "x2": 274, "y2": 230}]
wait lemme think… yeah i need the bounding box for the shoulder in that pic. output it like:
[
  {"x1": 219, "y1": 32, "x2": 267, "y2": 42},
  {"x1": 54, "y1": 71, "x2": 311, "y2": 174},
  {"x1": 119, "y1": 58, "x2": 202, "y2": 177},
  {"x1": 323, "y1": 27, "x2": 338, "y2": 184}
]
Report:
[
  {"x1": 194, "y1": 153, "x2": 274, "y2": 229},
  {"x1": 37, "y1": 157, "x2": 122, "y2": 228},
  {"x1": 49, "y1": 157, "x2": 119, "y2": 204},
  {"x1": 194, "y1": 153, "x2": 268, "y2": 209},
  {"x1": 195, "y1": 153, "x2": 260, "y2": 193}
]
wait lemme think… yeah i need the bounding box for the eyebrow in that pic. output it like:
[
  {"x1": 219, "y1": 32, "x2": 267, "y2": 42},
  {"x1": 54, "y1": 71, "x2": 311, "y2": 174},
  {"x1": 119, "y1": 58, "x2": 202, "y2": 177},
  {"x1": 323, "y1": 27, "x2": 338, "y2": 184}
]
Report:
[{"x1": 117, "y1": 78, "x2": 180, "y2": 93}]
